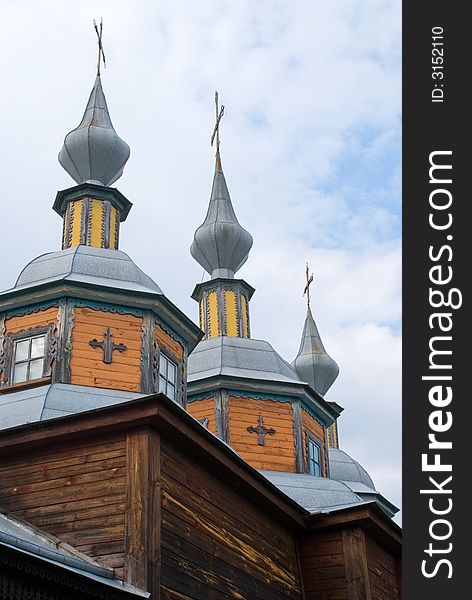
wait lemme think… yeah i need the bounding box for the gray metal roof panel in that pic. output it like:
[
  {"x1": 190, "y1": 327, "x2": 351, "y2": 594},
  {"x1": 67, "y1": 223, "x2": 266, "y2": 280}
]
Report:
[
  {"x1": 0, "y1": 383, "x2": 145, "y2": 432},
  {"x1": 259, "y1": 470, "x2": 364, "y2": 512},
  {"x1": 188, "y1": 336, "x2": 302, "y2": 384},
  {"x1": 10, "y1": 246, "x2": 163, "y2": 295},
  {"x1": 0, "y1": 514, "x2": 148, "y2": 596}
]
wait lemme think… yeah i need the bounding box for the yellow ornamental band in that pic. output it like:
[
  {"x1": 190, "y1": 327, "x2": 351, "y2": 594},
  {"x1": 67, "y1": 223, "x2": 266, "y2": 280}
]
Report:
[
  {"x1": 224, "y1": 290, "x2": 238, "y2": 336},
  {"x1": 208, "y1": 291, "x2": 219, "y2": 337}
]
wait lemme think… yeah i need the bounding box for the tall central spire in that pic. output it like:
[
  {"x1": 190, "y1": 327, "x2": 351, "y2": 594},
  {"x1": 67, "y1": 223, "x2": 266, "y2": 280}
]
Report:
[
  {"x1": 191, "y1": 93, "x2": 253, "y2": 280},
  {"x1": 191, "y1": 93, "x2": 254, "y2": 339}
]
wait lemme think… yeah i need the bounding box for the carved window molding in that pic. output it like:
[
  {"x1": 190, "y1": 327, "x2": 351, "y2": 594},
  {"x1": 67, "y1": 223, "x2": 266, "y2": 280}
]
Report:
[{"x1": 0, "y1": 324, "x2": 56, "y2": 388}]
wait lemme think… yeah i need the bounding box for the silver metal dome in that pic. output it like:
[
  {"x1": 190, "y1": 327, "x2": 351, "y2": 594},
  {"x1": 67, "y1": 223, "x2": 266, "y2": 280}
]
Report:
[
  {"x1": 292, "y1": 306, "x2": 339, "y2": 396},
  {"x1": 190, "y1": 155, "x2": 253, "y2": 279},
  {"x1": 58, "y1": 75, "x2": 130, "y2": 187},
  {"x1": 13, "y1": 246, "x2": 162, "y2": 295},
  {"x1": 328, "y1": 448, "x2": 376, "y2": 489}
]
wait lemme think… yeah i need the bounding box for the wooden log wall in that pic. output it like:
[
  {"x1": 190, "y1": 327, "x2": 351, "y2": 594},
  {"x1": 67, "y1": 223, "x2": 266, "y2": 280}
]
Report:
[
  {"x1": 299, "y1": 529, "x2": 348, "y2": 600},
  {"x1": 160, "y1": 439, "x2": 303, "y2": 600},
  {"x1": 187, "y1": 397, "x2": 217, "y2": 434},
  {"x1": 4, "y1": 307, "x2": 58, "y2": 335},
  {"x1": 228, "y1": 396, "x2": 296, "y2": 472},
  {"x1": 299, "y1": 526, "x2": 401, "y2": 600},
  {"x1": 70, "y1": 307, "x2": 142, "y2": 392},
  {"x1": 155, "y1": 324, "x2": 184, "y2": 361},
  {"x1": 0, "y1": 433, "x2": 128, "y2": 579},
  {"x1": 365, "y1": 533, "x2": 401, "y2": 600}
]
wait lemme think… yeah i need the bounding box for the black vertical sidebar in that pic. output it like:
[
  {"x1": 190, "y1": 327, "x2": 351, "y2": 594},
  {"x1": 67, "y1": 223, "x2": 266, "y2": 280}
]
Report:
[{"x1": 403, "y1": 3, "x2": 468, "y2": 599}]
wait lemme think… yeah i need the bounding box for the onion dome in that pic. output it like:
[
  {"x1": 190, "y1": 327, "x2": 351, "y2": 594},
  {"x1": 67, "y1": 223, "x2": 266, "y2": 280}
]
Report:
[
  {"x1": 292, "y1": 306, "x2": 339, "y2": 396},
  {"x1": 58, "y1": 75, "x2": 130, "y2": 187},
  {"x1": 190, "y1": 151, "x2": 253, "y2": 279}
]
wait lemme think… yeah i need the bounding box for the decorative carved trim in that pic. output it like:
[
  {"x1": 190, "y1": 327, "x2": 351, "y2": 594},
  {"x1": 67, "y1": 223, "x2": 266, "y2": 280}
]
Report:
[
  {"x1": 3, "y1": 302, "x2": 59, "y2": 320},
  {"x1": 102, "y1": 200, "x2": 111, "y2": 249},
  {"x1": 0, "y1": 315, "x2": 6, "y2": 381},
  {"x1": 140, "y1": 313, "x2": 155, "y2": 394},
  {"x1": 0, "y1": 325, "x2": 51, "y2": 387},
  {"x1": 43, "y1": 322, "x2": 58, "y2": 377},
  {"x1": 73, "y1": 299, "x2": 144, "y2": 317},
  {"x1": 293, "y1": 400, "x2": 305, "y2": 474},
  {"x1": 214, "y1": 389, "x2": 230, "y2": 443}
]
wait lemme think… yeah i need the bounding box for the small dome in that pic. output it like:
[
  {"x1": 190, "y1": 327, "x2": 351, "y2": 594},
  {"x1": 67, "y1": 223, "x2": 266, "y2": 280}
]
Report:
[
  {"x1": 328, "y1": 448, "x2": 376, "y2": 490},
  {"x1": 292, "y1": 306, "x2": 339, "y2": 396},
  {"x1": 58, "y1": 75, "x2": 130, "y2": 187},
  {"x1": 190, "y1": 158, "x2": 253, "y2": 279},
  {"x1": 13, "y1": 246, "x2": 162, "y2": 295},
  {"x1": 188, "y1": 336, "x2": 301, "y2": 385}
]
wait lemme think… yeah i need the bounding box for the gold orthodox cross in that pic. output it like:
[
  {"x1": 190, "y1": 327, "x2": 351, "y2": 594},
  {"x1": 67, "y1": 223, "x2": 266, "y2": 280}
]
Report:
[
  {"x1": 89, "y1": 327, "x2": 127, "y2": 364},
  {"x1": 211, "y1": 91, "x2": 225, "y2": 149},
  {"x1": 247, "y1": 415, "x2": 276, "y2": 446},
  {"x1": 93, "y1": 18, "x2": 106, "y2": 76},
  {"x1": 303, "y1": 262, "x2": 314, "y2": 307}
]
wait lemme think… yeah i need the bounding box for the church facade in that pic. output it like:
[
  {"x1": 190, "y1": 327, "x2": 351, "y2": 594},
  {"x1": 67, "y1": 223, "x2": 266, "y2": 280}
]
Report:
[{"x1": 0, "y1": 48, "x2": 401, "y2": 600}]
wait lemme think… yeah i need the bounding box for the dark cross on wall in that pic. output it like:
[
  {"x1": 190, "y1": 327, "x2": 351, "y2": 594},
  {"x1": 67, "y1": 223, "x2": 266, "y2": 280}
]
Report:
[
  {"x1": 247, "y1": 415, "x2": 276, "y2": 446},
  {"x1": 89, "y1": 327, "x2": 127, "y2": 364}
]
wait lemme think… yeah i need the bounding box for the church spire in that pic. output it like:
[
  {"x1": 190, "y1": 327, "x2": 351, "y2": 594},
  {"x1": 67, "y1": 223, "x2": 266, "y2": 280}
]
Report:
[
  {"x1": 53, "y1": 21, "x2": 132, "y2": 251},
  {"x1": 190, "y1": 92, "x2": 253, "y2": 280},
  {"x1": 191, "y1": 93, "x2": 254, "y2": 339},
  {"x1": 58, "y1": 21, "x2": 130, "y2": 187},
  {"x1": 292, "y1": 265, "x2": 339, "y2": 396}
]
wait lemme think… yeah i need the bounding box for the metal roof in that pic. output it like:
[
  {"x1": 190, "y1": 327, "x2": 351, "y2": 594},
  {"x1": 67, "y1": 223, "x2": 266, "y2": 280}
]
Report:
[
  {"x1": 292, "y1": 305, "x2": 339, "y2": 396},
  {"x1": 259, "y1": 471, "x2": 363, "y2": 512},
  {"x1": 58, "y1": 74, "x2": 130, "y2": 187},
  {"x1": 188, "y1": 336, "x2": 302, "y2": 385},
  {"x1": 328, "y1": 447, "x2": 376, "y2": 489},
  {"x1": 9, "y1": 245, "x2": 163, "y2": 295},
  {"x1": 0, "y1": 513, "x2": 148, "y2": 596},
  {"x1": 190, "y1": 155, "x2": 253, "y2": 279},
  {"x1": 0, "y1": 383, "x2": 144, "y2": 431}
]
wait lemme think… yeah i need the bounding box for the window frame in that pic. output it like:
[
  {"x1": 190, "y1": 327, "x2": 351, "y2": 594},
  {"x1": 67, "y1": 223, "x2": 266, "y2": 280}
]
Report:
[
  {"x1": 1, "y1": 324, "x2": 54, "y2": 388},
  {"x1": 11, "y1": 333, "x2": 47, "y2": 384},
  {"x1": 158, "y1": 351, "x2": 179, "y2": 402},
  {"x1": 306, "y1": 432, "x2": 323, "y2": 477}
]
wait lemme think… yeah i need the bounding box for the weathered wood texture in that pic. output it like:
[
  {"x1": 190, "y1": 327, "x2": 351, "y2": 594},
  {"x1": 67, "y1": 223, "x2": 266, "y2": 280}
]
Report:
[
  {"x1": 299, "y1": 530, "x2": 348, "y2": 600},
  {"x1": 228, "y1": 396, "x2": 296, "y2": 471},
  {"x1": 125, "y1": 427, "x2": 161, "y2": 598},
  {"x1": 365, "y1": 533, "x2": 401, "y2": 600},
  {"x1": 4, "y1": 307, "x2": 58, "y2": 335},
  {"x1": 160, "y1": 439, "x2": 303, "y2": 599},
  {"x1": 155, "y1": 324, "x2": 184, "y2": 361},
  {"x1": 301, "y1": 409, "x2": 327, "y2": 476},
  {"x1": 70, "y1": 307, "x2": 142, "y2": 391},
  {"x1": 342, "y1": 528, "x2": 371, "y2": 600},
  {"x1": 187, "y1": 397, "x2": 216, "y2": 434},
  {"x1": 0, "y1": 433, "x2": 127, "y2": 579}
]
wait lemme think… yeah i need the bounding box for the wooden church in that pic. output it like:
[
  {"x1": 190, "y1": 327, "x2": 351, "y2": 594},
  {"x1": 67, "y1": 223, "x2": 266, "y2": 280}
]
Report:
[{"x1": 0, "y1": 36, "x2": 401, "y2": 600}]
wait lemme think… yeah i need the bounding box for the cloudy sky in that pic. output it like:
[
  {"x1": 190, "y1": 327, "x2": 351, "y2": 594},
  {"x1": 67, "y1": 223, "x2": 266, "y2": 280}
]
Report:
[{"x1": 0, "y1": 1, "x2": 401, "y2": 519}]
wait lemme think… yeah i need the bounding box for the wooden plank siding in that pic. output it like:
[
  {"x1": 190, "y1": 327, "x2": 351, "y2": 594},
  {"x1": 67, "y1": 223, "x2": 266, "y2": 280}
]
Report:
[
  {"x1": 187, "y1": 397, "x2": 217, "y2": 434},
  {"x1": 156, "y1": 324, "x2": 184, "y2": 361},
  {"x1": 4, "y1": 307, "x2": 58, "y2": 335},
  {"x1": 301, "y1": 409, "x2": 328, "y2": 476},
  {"x1": 365, "y1": 533, "x2": 401, "y2": 600},
  {"x1": 298, "y1": 530, "x2": 348, "y2": 600},
  {"x1": 0, "y1": 433, "x2": 127, "y2": 578},
  {"x1": 70, "y1": 307, "x2": 142, "y2": 392},
  {"x1": 228, "y1": 396, "x2": 296, "y2": 472},
  {"x1": 160, "y1": 439, "x2": 303, "y2": 600}
]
